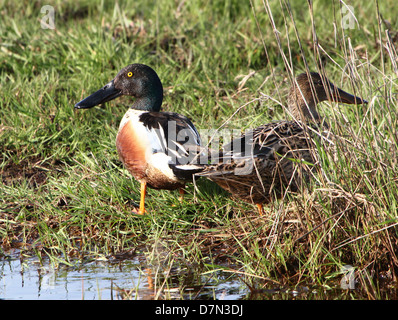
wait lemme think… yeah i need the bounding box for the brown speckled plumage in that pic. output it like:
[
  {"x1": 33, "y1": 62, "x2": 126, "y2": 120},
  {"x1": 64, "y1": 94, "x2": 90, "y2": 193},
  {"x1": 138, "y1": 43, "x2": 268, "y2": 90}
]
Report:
[
  {"x1": 197, "y1": 72, "x2": 367, "y2": 213},
  {"x1": 202, "y1": 121, "x2": 316, "y2": 204}
]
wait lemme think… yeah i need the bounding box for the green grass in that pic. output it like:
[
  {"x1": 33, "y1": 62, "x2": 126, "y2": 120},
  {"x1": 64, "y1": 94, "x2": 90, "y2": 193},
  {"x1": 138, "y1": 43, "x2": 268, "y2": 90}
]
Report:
[{"x1": 1, "y1": 0, "x2": 398, "y2": 299}]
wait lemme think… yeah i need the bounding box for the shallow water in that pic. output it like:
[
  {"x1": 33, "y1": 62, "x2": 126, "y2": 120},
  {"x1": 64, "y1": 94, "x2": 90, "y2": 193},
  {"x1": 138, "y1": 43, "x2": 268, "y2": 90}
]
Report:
[
  {"x1": 0, "y1": 254, "x2": 247, "y2": 300},
  {"x1": 2, "y1": 251, "x2": 395, "y2": 300}
]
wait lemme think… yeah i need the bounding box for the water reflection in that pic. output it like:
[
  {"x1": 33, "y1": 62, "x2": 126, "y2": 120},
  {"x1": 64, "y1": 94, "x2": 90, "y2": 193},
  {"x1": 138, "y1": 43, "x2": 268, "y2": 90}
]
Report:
[
  {"x1": 2, "y1": 253, "x2": 393, "y2": 300},
  {"x1": 0, "y1": 254, "x2": 247, "y2": 300}
]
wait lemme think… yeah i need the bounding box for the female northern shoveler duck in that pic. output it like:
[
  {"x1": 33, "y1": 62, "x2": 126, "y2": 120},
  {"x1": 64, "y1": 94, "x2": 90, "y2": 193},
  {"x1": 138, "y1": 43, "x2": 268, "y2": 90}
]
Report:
[
  {"x1": 197, "y1": 72, "x2": 367, "y2": 215},
  {"x1": 75, "y1": 64, "x2": 203, "y2": 215}
]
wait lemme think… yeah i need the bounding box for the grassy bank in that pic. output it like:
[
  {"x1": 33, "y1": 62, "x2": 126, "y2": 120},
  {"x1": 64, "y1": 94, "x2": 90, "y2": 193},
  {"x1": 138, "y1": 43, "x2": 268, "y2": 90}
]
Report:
[{"x1": 1, "y1": 0, "x2": 398, "y2": 299}]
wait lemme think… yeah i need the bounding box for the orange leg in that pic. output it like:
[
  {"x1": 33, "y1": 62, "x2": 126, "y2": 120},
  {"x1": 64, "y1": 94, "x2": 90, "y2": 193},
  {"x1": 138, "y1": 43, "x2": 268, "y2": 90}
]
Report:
[
  {"x1": 139, "y1": 182, "x2": 147, "y2": 215},
  {"x1": 256, "y1": 203, "x2": 264, "y2": 216},
  {"x1": 132, "y1": 181, "x2": 147, "y2": 215},
  {"x1": 178, "y1": 187, "x2": 185, "y2": 202},
  {"x1": 145, "y1": 268, "x2": 154, "y2": 290}
]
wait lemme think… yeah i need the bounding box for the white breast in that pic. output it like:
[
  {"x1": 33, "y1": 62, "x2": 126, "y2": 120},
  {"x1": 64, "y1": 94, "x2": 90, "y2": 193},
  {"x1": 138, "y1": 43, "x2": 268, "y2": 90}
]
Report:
[{"x1": 118, "y1": 109, "x2": 178, "y2": 181}]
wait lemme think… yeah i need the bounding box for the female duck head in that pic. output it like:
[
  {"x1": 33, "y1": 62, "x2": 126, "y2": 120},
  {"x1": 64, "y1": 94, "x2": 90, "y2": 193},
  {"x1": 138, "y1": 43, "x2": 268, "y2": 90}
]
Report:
[
  {"x1": 74, "y1": 64, "x2": 163, "y2": 112},
  {"x1": 287, "y1": 72, "x2": 367, "y2": 123}
]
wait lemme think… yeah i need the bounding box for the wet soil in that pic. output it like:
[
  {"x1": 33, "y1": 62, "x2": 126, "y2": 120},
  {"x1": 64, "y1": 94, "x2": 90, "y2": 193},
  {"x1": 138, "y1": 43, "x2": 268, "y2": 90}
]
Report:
[{"x1": 1, "y1": 156, "x2": 58, "y2": 188}]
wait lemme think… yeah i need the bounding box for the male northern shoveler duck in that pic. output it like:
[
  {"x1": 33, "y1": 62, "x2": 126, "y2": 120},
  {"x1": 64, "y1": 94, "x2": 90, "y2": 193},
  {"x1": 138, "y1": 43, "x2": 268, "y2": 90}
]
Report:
[
  {"x1": 197, "y1": 72, "x2": 367, "y2": 215},
  {"x1": 75, "y1": 64, "x2": 203, "y2": 215}
]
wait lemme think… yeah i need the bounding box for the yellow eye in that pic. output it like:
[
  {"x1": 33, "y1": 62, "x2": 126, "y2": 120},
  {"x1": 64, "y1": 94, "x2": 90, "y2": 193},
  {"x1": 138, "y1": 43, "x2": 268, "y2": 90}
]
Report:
[{"x1": 127, "y1": 72, "x2": 133, "y2": 77}]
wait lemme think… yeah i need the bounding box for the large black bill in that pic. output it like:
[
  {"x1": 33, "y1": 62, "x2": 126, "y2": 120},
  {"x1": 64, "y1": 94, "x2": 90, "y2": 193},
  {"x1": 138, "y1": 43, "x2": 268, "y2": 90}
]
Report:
[{"x1": 74, "y1": 80, "x2": 122, "y2": 109}]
